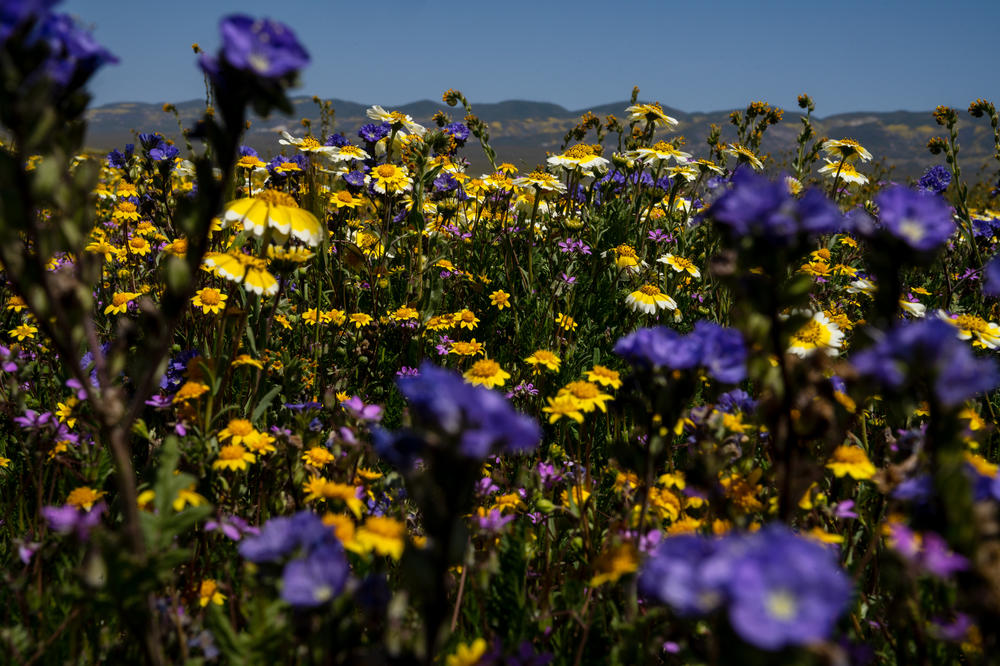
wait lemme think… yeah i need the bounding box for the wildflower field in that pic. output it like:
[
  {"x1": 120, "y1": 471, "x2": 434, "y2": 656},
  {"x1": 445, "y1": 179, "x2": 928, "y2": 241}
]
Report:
[{"x1": 6, "y1": 5, "x2": 1000, "y2": 665}]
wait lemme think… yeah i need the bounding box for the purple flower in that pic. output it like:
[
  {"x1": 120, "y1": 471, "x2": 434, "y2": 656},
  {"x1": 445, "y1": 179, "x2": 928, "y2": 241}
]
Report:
[
  {"x1": 324, "y1": 132, "x2": 349, "y2": 147},
  {"x1": 343, "y1": 169, "x2": 366, "y2": 188},
  {"x1": 639, "y1": 534, "x2": 730, "y2": 616},
  {"x1": 724, "y1": 525, "x2": 852, "y2": 650},
  {"x1": 375, "y1": 362, "x2": 540, "y2": 466},
  {"x1": 614, "y1": 321, "x2": 746, "y2": 384},
  {"x1": 358, "y1": 122, "x2": 390, "y2": 144},
  {"x1": 204, "y1": 15, "x2": 309, "y2": 80},
  {"x1": 341, "y1": 395, "x2": 383, "y2": 421},
  {"x1": 106, "y1": 143, "x2": 134, "y2": 169},
  {"x1": 983, "y1": 255, "x2": 1000, "y2": 298},
  {"x1": 280, "y1": 541, "x2": 348, "y2": 608},
  {"x1": 707, "y1": 169, "x2": 841, "y2": 242},
  {"x1": 647, "y1": 228, "x2": 674, "y2": 243},
  {"x1": 30, "y1": 10, "x2": 117, "y2": 87},
  {"x1": 852, "y1": 319, "x2": 1000, "y2": 408},
  {"x1": 14, "y1": 409, "x2": 55, "y2": 430},
  {"x1": 42, "y1": 501, "x2": 105, "y2": 539},
  {"x1": 443, "y1": 122, "x2": 470, "y2": 144},
  {"x1": 206, "y1": 514, "x2": 258, "y2": 541},
  {"x1": 918, "y1": 165, "x2": 952, "y2": 194},
  {"x1": 476, "y1": 509, "x2": 514, "y2": 532},
  {"x1": 238, "y1": 511, "x2": 329, "y2": 563},
  {"x1": 871, "y1": 185, "x2": 955, "y2": 252}
]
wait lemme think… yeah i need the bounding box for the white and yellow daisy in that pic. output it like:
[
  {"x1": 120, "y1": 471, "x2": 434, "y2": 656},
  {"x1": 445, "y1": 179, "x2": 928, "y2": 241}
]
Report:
[
  {"x1": 625, "y1": 284, "x2": 677, "y2": 314},
  {"x1": 787, "y1": 311, "x2": 844, "y2": 357}
]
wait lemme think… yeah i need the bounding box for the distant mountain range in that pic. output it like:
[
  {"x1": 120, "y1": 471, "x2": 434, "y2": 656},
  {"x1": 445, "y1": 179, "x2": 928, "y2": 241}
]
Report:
[{"x1": 84, "y1": 97, "x2": 1000, "y2": 181}]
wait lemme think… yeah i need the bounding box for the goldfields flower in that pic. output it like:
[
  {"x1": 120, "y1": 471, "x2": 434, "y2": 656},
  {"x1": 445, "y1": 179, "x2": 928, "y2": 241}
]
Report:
[
  {"x1": 355, "y1": 516, "x2": 406, "y2": 560},
  {"x1": 489, "y1": 289, "x2": 511, "y2": 310},
  {"x1": 213, "y1": 444, "x2": 256, "y2": 471},
  {"x1": 218, "y1": 418, "x2": 256, "y2": 445},
  {"x1": 625, "y1": 102, "x2": 678, "y2": 129},
  {"x1": 112, "y1": 200, "x2": 141, "y2": 222},
  {"x1": 937, "y1": 311, "x2": 1000, "y2": 349},
  {"x1": 198, "y1": 579, "x2": 226, "y2": 606},
  {"x1": 172, "y1": 381, "x2": 209, "y2": 403},
  {"x1": 723, "y1": 143, "x2": 764, "y2": 170},
  {"x1": 127, "y1": 236, "x2": 152, "y2": 256},
  {"x1": 67, "y1": 486, "x2": 105, "y2": 510},
  {"x1": 9, "y1": 323, "x2": 37, "y2": 341},
  {"x1": 558, "y1": 381, "x2": 613, "y2": 413},
  {"x1": 818, "y1": 159, "x2": 868, "y2": 186},
  {"x1": 787, "y1": 311, "x2": 844, "y2": 357},
  {"x1": 367, "y1": 163, "x2": 413, "y2": 194},
  {"x1": 445, "y1": 639, "x2": 488, "y2": 666},
  {"x1": 243, "y1": 430, "x2": 277, "y2": 454},
  {"x1": 349, "y1": 313, "x2": 373, "y2": 328},
  {"x1": 104, "y1": 291, "x2": 140, "y2": 315},
  {"x1": 302, "y1": 477, "x2": 364, "y2": 517},
  {"x1": 232, "y1": 354, "x2": 263, "y2": 369},
  {"x1": 191, "y1": 287, "x2": 227, "y2": 314},
  {"x1": 826, "y1": 446, "x2": 876, "y2": 480},
  {"x1": 555, "y1": 312, "x2": 577, "y2": 331},
  {"x1": 657, "y1": 253, "x2": 701, "y2": 278},
  {"x1": 543, "y1": 394, "x2": 585, "y2": 423},
  {"x1": 302, "y1": 446, "x2": 336, "y2": 468},
  {"x1": 822, "y1": 138, "x2": 872, "y2": 163},
  {"x1": 388, "y1": 305, "x2": 419, "y2": 322},
  {"x1": 454, "y1": 308, "x2": 479, "y2": 330},
  {"x1": 449, "y1": 339, "x2": 485, "y2": 356},
  {"x1": 222, "y1": 189, "x2": 322, "y2": 246},
  {"x1": 590, "y1": 543, "x2": 640, "y2": 587},
  {"x1": 328, "y1": 189, "x2": 362, "y2": 210},
  {"x1": 626, "y1": 284, "x2": 677, "y2": 314},
  {"x1": 204, "y1": 251, "x2": 278, "y2": 296},
  {"x1": 525, "y1": 349, "x2": 560, "y2": 373},
  {"x1": 586, "y1": 365, "x2": 622, "y2": 389},
  {"x1": 463, "y1": 359, "x2": 511, "y2": 388}
]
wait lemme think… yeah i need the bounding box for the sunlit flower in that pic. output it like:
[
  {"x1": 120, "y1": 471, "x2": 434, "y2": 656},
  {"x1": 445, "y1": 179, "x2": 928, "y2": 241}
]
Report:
[
  {"x1": 658, "y1": 253, "x2": 700, "y2": 278},
  {"x1": 445, "y1": 639, "x2": 488, "y2": 666},
  {"x1": 366, "y1": 105, "x2": 426, "y2": 136},
  {"x1": 543, "y1": 394, "x2": 584, "y2": 423},
  {"x1": 525, "y1": 349, "x2": 560, "y2": 372},
  {"x1": 625, "y1": 102, "x2": 678, "y2": 129},
  {"x1": 173, "y1": 381, "x2": 209, "y2": 403},
  {"x1": 198, "y1": 579, "x2": 226, "y2": 606},
  {"x1": 626, "y1": 284, "x2": 677, "y2": 314},
  {"x1": 555, "y1": 313, "x2": 577, "y2": 331},
  {"x1": 590, "y1": 543, "x2": 640, "y2": 587},
  {"x1": 204, "y1": 252, "x2": 278, "y2": 296},
  {"x1": 826, "y1": 446, "x2": 876, "y2": 480},
  {"x1": 302, "y1": 477, "x2": 364, "y2": 517},
  {"x1": 191, "y1": 287, "x2": 227, "y2": 314},
  {"x1": 67, "y1": 486, "x2": 105, "y2": 511},
  {"x1": 112, "y1": 201, "x2": 141, "y2": 222},
  {"x1": 355, "y1": 516, "x2": 406, "y2": 560},
  {"x1": 218, "y1": 418, "x2": 256, "y2": 446},
  {"x1": 454, "y1": 308, "x2": 479, "y2": 330},
  {"x1": 586, "y1": 365, "x2": 622, "y2": 389},
  {"x1": 328, "y1": 189, "x2": 362, "y2": 210},
  {"x1": 104, "y1": 291, "x2": 139, "y2": 315},
  {"x1": 349, "y1": 313, "x2": 373, "y2": 328},
  {"x1": 513, "y1": 169, "x2": 566, "y2": 193},
  {"x1": 938, "y1": 311, "x2": 1000, "y2": 349},
  {"x1": 9, "y1": 323, "x2": 37, "y2": 341},
  {"x1": 818, "y1": 159, "x2": 868, "y2": 186},
  {"x1": 723, "y1": 143, "x2": 764, "y2": 170},
  {"x1": 213, "y1": 444, "x2": 256, "y2": 471},
  {"x1": 302, "y1": 446, "x2": 336, "y2": 468},
  {"x1": 558, "y1": 381, "x2": 612, "y2": 413},
  {"x1": 547, "y1": 143, "x2": 609, "y2": 174},
  {"x1": 449, "y1": 339, "x2": 485, "y2": 356},
  {"x1": 489, "y1": 290, "x2": 511, "y2": 310},
  {"x1": 629, "y1": 140, "x2": 691, "y2": 166},
  {"x1": 788, "y1": 311, "x2": 844, "y2": 357},
  {"x1": 279, "y1": 131, "x2": 338, "y2": 157},
  {"x1": 367, "y1": 162, "x2": 413, "y2": 194},
  {"x1": 127, "y1": 236, "x2": 152, "y2": 256},
  {"x1": 463, "y1": 359, "x2": 511, "y2": 388},
  {"x1": 222, "y1": 189, "x2": 322, "y2": 246},
  {"x1": 822, "y1": 138, "x2": 872, "y2": 163}
]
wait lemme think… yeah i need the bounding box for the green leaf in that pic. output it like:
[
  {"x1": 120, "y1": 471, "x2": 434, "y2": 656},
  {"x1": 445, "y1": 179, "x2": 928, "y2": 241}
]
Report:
[{"x1": 252, "y1": 385, "x2": 282, "y2": 424}]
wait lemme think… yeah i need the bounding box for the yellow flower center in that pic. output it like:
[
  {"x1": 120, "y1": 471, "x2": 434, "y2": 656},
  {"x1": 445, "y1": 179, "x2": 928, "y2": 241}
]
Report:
[
  {"x1": 112, "y1": 293, "x2": 132, "y2": 306},
  {"x1": 562, "y1": 144, "x2": 601, "y2": 159},
  {"x1": 955, "y1": 314, "x2": 988, "y2": 333},
  {"x1": 129, "y1": 237, "x2": 147, "y2": 250},
  {"x1": 793, "y1": 320, "x2": 823, "y2": 345},
  {"x1": 300, "y1": 137, "x2": 321, "y2": 149},
  {"x1": 565, "y1": 381, "x2": 599, "y2": 399},
  {"x1": 199, "y1": 289, "x2": 221, "y2": 306},
  {"x1": 376, "y1": 164, "x2": 398, "y2": 178},
  {"x1": 257, "y1": 189, "x2": 298, "y2": 207},
  {"x1": 639, "y1": 284, "x2": 661, "y2": 296},
  {"x1": 468, "y1": 359, "x2": 501, "y2": 378},
  {"x1": 614, "y1": 244, "x2": 637, "y2": 258},
  {"x1": 226, "y1": 419, "x2": 253, "y2": 437},
  {"x1": 117, "y1": 202, "x2": 137, "y2": 214}
]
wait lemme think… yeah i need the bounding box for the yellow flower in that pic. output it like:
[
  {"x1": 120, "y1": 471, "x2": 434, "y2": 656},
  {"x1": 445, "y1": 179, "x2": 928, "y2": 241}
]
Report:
[
  {"x1": 172, "y1": 381, "x2": 209, "y2": 403},
  {"x1": 389, "y1": 306, "x2": 419, "y2": 322},
  {"x1": 204, "y1": 252, "x2": 278, "y2": 296},
  {"x1": 218, "y1": 418, "x2": 256, "y2": 446},
  {"x1": 555, "y1": 312, "x2": 577, "y2": 331},
  {"x1": 174, "y1": 484, "x2": 207, "y2": 512},
  {"x1": 463, "y1": 359, "x2": 511, "y2": 389},
  {"x1": 0, "y1": 456, "x2": 10, "y2": 468},
  {"x1": 243, "y1": 430, "x2": 277, "y2": 455},
  {"x1": 723, "y1": 143, "x2": 764, "y2": 170},
  {"x1": 222, "y1": 189, "x2": 322, "y2": 246},
  {"x1": 819, "y1": 159, "x2": 868, "y2": 186},
  {"x1": 788, "y1": 311, "x2": 844, "y2": 357},
  {"x1": 349, "y1": 313, "x2": 373, "y2": 328},
  {"x1": 450, "y1": 339, "x2": 485, "y2": 356},
  {"x1": 560, "y1": 484, "x2": 591, "y2": 508},
  {"x1": 454, "y1": 308, "x2": 479, "y2": 330},
  {"x1": 6, "y1": 295, "x2": 26, "y2": 312},
  {"x1": 826, "y1": 446, "x2": 876, "y2": 480},
  {"x1": 191, "y1": 287, "x2": 227, "y2": 315},
  {"x1": 658, "y1": 253, "x2": 701, "y2": 278},
  {"x1": 213, "y1": 444, "x2": 256, "y2": 471},
  {"x1": 822, "y1": 138, "x2": 872, "y2": 163},
  {"x1": 112, "y1": 200, "x2": 141, "y2": 222},
  {"x1": 625, "y1": 284, "x2": 677, "y2": 314},
  {"x1": 128, "y1": 236, "x2": 152, "y2": 256},
  {"x1": 940, "y1": 312, "x2": 1000, "y2": 349},
  {"x1": 489, "y1": 290, "x2": 511, "y2": 310},
  {"x1": 67, "y1": 486, "x2": 105, "y2": 510},
  {"x1": 589, "y1": 543, "x2": 639, "y2": 587},
  {"x1": 302, "y1": 446, "x2": 336, "y2": 468},
  {"x1": 355, "y1": 516, "x2": 406, "y2": 560},
  {"x1": 232, "y1": 354, "x2": 263, "y2": 369},
  {"x1": 104, "y1": 291, "x2": 140, "y2": 315},
  {"x1": 302, "y1": 477, "x2": 364, "y2": 517},
  {"x1": 525, "y1": 349, "x2": 560, "y2": 373},
  {"x1": 558, "y1": 381, "x2": 612, "y2": 413},
  {"x1": 543, "y1": 394, "x2": 584, "y2": 424},
  {"x1": 198, "y1": 579, "x2": 226, "y2": 607},
  {"x1": 586, "y1": 365, "x2": 622, "y2": 390},
  {"x1": 9, "y1": 322, "x2": 37, "y2": 340},
  {"x1": 368, "y1": 163, "x2": 413, "y2": 194},
  {"x1": 625, "y1": 102, "x2": 678, "y2": 129},
  {"x1": 445, "y1": 639, "x2": 488, "y2": 666}
]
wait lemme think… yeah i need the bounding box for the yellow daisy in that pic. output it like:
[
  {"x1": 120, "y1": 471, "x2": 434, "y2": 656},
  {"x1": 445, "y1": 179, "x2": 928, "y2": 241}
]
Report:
[
  {"x1": 222, "y1": 189, "x2": 322, "y2": 246},
  {"x1": 463, "y1": 359, "x2": 511, "y2": 389},
  {"x1": 191, "y1": 287, "x2": 227, "y2": 314}
]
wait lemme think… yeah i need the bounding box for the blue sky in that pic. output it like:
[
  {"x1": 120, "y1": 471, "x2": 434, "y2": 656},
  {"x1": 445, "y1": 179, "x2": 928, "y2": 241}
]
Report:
[{"x1": 64, "y1": 0, "x2": 1000, "y2": 116}]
